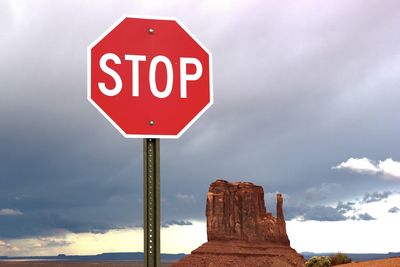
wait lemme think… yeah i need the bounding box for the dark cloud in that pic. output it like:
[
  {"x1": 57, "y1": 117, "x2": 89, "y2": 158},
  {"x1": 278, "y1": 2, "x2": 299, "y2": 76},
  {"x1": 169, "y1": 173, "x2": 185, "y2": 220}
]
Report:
[
  {"x1": 302, "y1": 206, "x2": 347, "y2": 222},
  {"x1": 161, "y1": 220, "x2": 193, "y2": 228},
  {"x1": 336, "y1": 201, "x2": 356, "y2": 214},
  {"x1": 0, "y1": 211, "x2": 123, "y2": 238},
  {"x1": 388, "y1": 207, "x2": 400, "y2": 213},
  {"x1": 362, "y1": 192, "x2": 392, "y2": 203},
  {"x1": 1, "y1": 0, "x2": 400, "y2": 240},
  {"x1": 283, "y1": 190, "x2": 397, "y2": 221},
  {"x1": 357, "y1": 213, "x2": 376, "y2": 221},
  {"x1": 36, "y1": 238, "x2": 72, "y2": 248},
  {"x1": 284, "y1": 206, "x2": 309, "y2": 221},
  {"x1": 304, "y1": 183, "x2": 342, "y2": 203}
]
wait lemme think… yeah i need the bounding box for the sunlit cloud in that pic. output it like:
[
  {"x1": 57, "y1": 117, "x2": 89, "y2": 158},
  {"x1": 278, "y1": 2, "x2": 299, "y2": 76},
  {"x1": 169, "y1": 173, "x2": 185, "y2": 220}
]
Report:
[
  {"x1": 378, "y1": 158, "x2": 400, "y2": 179},
  {"x1": 0, "y1": 208, "x2": 23, "y2": 216},
  {"x1": 333, "y1": 157, "x2": 379, "y2": 174},
  {"x1": 288, "y1": 193, "x2": 400, "y2": 253},
  {"x1": 0, "y1": 221, "x2": 207, "y2": 256},
  {"x1": 333, "y1": 157, "x2": 400, "y2": 179},
  {"x1": 0, "y1": 240, "x2": 20, "y2": 253},
  {"x1": 33, "y1": 237, "x2": 72, "y2": 248}
]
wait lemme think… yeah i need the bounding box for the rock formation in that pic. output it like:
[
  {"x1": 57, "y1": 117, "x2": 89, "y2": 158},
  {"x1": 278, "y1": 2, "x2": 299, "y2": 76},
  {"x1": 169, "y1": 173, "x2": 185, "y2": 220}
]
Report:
[{"x1": 173, "y1": 179, "x2": 304, "y2": 267}]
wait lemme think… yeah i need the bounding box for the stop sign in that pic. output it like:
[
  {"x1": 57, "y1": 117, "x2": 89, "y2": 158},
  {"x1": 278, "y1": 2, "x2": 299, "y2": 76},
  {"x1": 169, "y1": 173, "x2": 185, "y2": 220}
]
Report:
[{"x1": 87, "y1": 16, "x2": 213, "y2": 138}]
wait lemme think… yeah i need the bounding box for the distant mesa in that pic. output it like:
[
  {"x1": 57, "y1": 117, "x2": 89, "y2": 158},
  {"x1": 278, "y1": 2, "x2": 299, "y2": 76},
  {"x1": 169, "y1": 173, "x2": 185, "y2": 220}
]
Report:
[{"x1": 173, "y1": 179, "x2": 304, "y2": 267}]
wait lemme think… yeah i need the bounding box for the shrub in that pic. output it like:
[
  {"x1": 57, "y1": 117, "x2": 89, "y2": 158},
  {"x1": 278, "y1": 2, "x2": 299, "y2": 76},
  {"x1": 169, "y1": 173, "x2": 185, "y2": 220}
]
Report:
[
  {"x1": 330, "y1": 252, "x2": 352, "y2": 265},
  {"x1": 305, "y1": 256, "x2": 332, "y2": 267}
]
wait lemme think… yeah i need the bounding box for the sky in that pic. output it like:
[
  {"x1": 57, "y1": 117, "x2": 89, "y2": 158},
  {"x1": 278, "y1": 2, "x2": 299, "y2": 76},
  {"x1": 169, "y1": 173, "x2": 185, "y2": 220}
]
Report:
[{"x1": 1, "y1": 0, "x2": 400, "y2": 256}]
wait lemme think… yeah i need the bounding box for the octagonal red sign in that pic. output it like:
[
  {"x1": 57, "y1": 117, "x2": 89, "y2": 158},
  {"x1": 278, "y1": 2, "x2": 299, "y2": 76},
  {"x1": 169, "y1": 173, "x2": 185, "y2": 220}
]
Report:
[{"x1": 87, "y1": 16, "x2": 213, "y2": 138}]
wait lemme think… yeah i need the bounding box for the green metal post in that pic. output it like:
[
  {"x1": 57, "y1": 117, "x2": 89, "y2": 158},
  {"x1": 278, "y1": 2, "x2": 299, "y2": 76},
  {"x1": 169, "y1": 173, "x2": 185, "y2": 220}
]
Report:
[{"x1": 144, "y1": 138, "x2": 160, "y2": 267}]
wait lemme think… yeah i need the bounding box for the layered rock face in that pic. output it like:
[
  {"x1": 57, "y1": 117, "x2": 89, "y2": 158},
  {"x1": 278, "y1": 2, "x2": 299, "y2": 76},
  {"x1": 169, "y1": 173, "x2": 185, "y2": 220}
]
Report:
[
  {"x1": 173, "y1": 180, "x2": 304, "y2": 267},
  {"x1": 207, "y1": 180, "x2": 289, "y2": 244}
]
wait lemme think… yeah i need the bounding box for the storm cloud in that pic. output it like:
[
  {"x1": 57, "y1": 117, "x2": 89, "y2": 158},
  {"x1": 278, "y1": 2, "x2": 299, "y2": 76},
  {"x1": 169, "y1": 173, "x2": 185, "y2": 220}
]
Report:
[
  {"x1": 161, "y1": 220, "x2": 193, "y2": 228},
  {"x1": 336, "y1": 201, "x2": 356, "y2": 214},
  {"x1": 301, "y1": 206, "x2": 347, "y2": 222},
  {"x1": 388, "y1": 207, "x2": 400, "y2": 214},
  {"x1": 356, "y1": 213, "x2": 376, "y2": 221},
  {"x1": 282, "y1": 191, "x2": 399, "y2": 221},
  {"x1": 362, "y1": 191, "x2": 392, "y2": 204},
  {"x1": 1, "y1": 0, "x2": 400, "y2": 240}
]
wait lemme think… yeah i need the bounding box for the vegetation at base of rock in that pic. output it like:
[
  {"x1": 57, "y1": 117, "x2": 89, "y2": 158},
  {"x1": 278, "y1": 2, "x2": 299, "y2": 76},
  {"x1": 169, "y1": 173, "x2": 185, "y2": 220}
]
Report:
[
  {"x1": 305, "y1": 253, "x2": 352, "y2": 267},
  {"x1": 330, "y1": 252, "x2": 352, "y2": 265},
  {"x1": 305, "y1": 256, "x2": 332, "y2": 267}
]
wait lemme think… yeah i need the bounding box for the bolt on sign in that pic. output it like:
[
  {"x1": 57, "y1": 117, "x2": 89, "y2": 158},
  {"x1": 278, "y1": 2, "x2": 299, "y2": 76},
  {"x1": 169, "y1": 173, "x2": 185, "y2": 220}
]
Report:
[
  {"x1": 88, "y1": 15, "x2": 213, "y2": 138},
  {"x1": 87, "y1": 15, "x2": 213, "y2": 267}
]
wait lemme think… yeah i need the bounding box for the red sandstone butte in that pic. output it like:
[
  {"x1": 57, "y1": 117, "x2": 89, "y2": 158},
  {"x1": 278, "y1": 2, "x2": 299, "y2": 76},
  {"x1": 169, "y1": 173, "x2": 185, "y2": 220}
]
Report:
[{"x1": 173, "y1": 179, "x2": 304, "y2": 267}]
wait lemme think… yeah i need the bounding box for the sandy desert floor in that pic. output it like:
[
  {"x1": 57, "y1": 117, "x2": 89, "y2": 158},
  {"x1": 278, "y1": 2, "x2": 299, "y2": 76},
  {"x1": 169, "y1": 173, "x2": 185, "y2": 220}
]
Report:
[{"x1": 339, "y1": 257, "x2": 400, "y2": 267}]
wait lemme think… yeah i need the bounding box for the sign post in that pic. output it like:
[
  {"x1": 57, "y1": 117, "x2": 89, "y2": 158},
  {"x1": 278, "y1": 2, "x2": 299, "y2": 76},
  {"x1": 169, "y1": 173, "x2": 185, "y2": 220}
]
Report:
[
  {"x1": 143, "y1": 139, "x2": 160, "y2": 266},
  {"x1": 88, "y1": 16, "x2": 212, "y2": 267}
]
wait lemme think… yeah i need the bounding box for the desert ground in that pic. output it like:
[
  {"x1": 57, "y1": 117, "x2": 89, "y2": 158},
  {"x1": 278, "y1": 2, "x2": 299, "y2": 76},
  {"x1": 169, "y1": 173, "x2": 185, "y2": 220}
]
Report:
[
  {"x1": 1, "y1": 258, "x2": 400, "y2": 266},
  {"x1": 344, "y1": 257, "x2": 400, "y2": 266},
  {"x1": 0, "y1": 262, "x2": 172, "y2": 267}
]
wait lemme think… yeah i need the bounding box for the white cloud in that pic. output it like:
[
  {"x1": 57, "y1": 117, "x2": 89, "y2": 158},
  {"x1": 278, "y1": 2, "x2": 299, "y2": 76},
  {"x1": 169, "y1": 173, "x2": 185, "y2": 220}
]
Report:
[
  {"x1": 378, "y1": 158, "x2": 400, "y2": 179},
  {"x1": 0, "y1": 208, "x2": 23, "y2": 216},
  {"x1": 288, "y1": 193, "x2": 400, "y2": 253},
  {"x1": 333, "y1": 157, "x2": 379, "y2": 174},
  {"x1": 333, "y1": 157, "x2": 400, "y2": 179},
  {"x1": 288, "y1": 218, "x2": 400, "y2": 253}
]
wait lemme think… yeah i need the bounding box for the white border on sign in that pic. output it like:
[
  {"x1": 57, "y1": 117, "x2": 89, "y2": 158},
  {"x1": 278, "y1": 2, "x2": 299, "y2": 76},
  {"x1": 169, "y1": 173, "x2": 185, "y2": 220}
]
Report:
[{"x1": 87, "y1": 15, "x2": 214, "y2": 139}]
